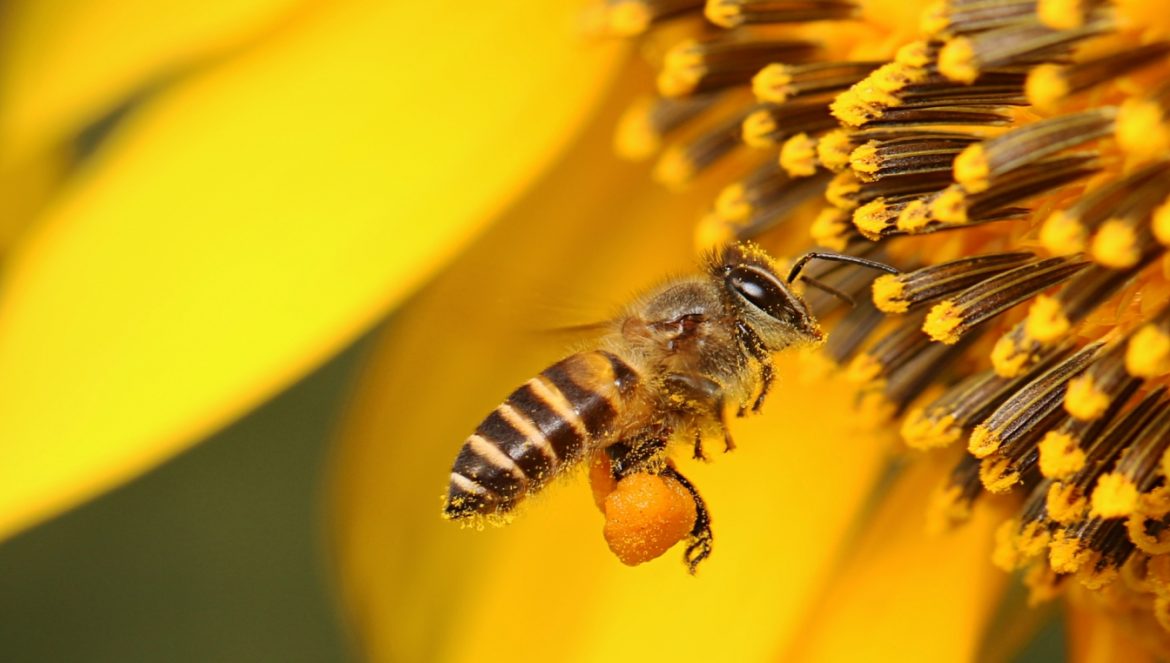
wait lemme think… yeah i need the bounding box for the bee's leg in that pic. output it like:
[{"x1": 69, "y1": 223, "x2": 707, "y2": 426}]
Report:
[
  {"x1": 660, "y1": 464, "x2": 713, "y2": 574},
  {"x1": 665, "y1": 373, "x2": 736, "y2": 455},
  {"x1": 735, "y1": 320, "x2": 774, "y2": 414},
  {"x1": 606, "y1": 428, "x2": 670, "y2": 479}
]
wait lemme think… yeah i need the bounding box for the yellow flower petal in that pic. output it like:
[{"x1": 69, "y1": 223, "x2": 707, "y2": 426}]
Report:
[
  {"x1": 330, "y1": 88, "x2": 891, "y2": 662},
  {"x1": 782, "y1": 454, "x2": 1011, "y2": 662},
  {"x1": 0, "y1": 0, "x2": 307, "y2": 167},
  {"x1": 0, "y1": 0, "x2": 622, "y2": 539}
]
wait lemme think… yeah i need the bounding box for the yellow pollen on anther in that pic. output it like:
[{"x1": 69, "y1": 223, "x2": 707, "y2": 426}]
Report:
[
  {"x1": 703, "y1": 0, "x2": 741, "y2": 28},
  {"x1": 1049, "y1": 529, "x2": 1090, "y2": 574},
  {"x1": 1040, "y1": 210, "x2": 1087, "y2": 255},
  {"x1": 614, "y1": 99, "x2": 661, "y2": 161},
  {"x1": 871, "y1": 274, "x2": 907, "y2": 313},
  {"x1": 1092, "y1": 219, "x2": 1141, "y2": 268},
  {"x1": 1153, "y1": 195, "x2": 1170, "y2": 246},
  {"x1": 979, "y1": 455, "x2": 1020, "y2": 493},
  {"x1": 1116, "y1": 98, "x2": 1170, "y2": 165},
  {"x1": 809, "y1": 208, "x2": 850, "y2": 251},
  {"x1": 1038, "y1": 431, "x2": 1086, "y2": 479},
  {"x1": 930, "y1": 187, "x2": 968, "y2": 224},
  {"x1": 1126, "y1": 324, "x2": 1170, "y2": 378},
  {"x1": 1038, "y1": 0, "x2": 1085, "y2": 30},
  {"x1": 925, "y1": 484, "x2": 969, "y2": 534},
  {"x1": 1129, "y1": 513, "x2": 1170, "y2": 555},
  {"x1": 1018, "y1": 521, "x2": 1051, "y2": 558},
  {"x1": 856, "y1": 389, "x2": 896, "y2": 423},
  {"x1": 1025, "y1": 295, "x2": 1070, "y2": 343},
  {"x1": 752, "y1": 64, "x2": 792, "y2": 104},
  {"x1": 817, "y1": 129, "x2": 854, "y2": 171},
  {"x1": 968, "y1": 424, "x2": 1002, "y2": 458},
  {"x1": 1064, "y1": 374, "x2": 1111, "y2": 421},
  {"x1": 897, "y1": 199, "x2": 931, "y2": 232},
  {"x1": 901, "y1": 409, "x2": 960, "y2": 449},
  {"x1": 742, "y1": 110, "x2": 779, "y2": 149},
  {"x1": 607, "y1": 2, "x2": 653, "y2": 36},
  {"x1": 919, "y1": 2, "x2": 950, "y2": 37},
  {"x1": 1026, "y1": 64, "x2": 1070, "y2": 113},
  {"x1": 954, "y1": 143, "x2": 990, "y2": 193},
  {"x1": 780, "y1": 133, "x2": 818, "y2": 178},
  {"x1": 923, "y1": 300, "x2": 964, "y2": 344},
  {"x1": 1047, "y1": 481, "x2": 1088, "y2": 523},
  {"x1": 991, "y1": 334, "x2": 1031, "y2": 377},
  {"x1": 848, "y1": 142, "x2": 880, "y2": 178},
  {"x1": 1091, "y1": 472, "x2": 1140, "y2": 518},
  {"x1": 653, "y1": 147, "x2": 695, "y2": 189},
  {"x1": 847, "y1": 353, "x2": 884, "y2": 384},
  {"x1": 938, "y1": 37, "x2": 979, "y2": 84},
  {"x1": 853, "y1": 200, "x2": 892, "y2": 240},
  {"x1": 715, "y1": 183, "x2": 751, "y2": 222}
]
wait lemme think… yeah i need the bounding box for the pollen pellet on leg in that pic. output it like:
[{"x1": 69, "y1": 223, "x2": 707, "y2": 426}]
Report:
[{"x1": 603, "y1": 472, "x2": 698, "y2": 566}]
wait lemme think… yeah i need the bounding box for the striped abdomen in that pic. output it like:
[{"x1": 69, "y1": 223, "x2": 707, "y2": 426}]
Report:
[{"x1": 445, "y1": 350, "x2": 639, "y2": 519}]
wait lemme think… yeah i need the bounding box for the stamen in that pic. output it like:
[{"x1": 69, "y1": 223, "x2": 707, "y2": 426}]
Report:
[
  {"x1": 1115, "y1": 90, "x2": 1170, "y2": 165},
  {"x1": 872, "y1": 251, "x2": 1035, "y2": 314},
  {"x1": 615, "y1": 94, "x2": 721, "y2": 160},
  {"x1": 603, "y1": 0, "x2": 705, "y2": 36},
  {"x1": 705, "y1": 0, "x2": 858, "y2": 28},
  {"x1": 753, "y1": 61, "x2": 880, "y2": 104},
  {"x1": 922, "y1": 255, "x2": 1089, "y2": 345},
  {"x1": 1087, "y1": 164, "x2": 1170, "y2": 268},
  {"x1": 927, "y1": 454, "x2": 983, "y2": 532},
  {"x1": 994, "y1": 256, "x2": 1164, "y2": 376},
  {"x1": 741, "y1": 102, "x2": 837, "y2": 148},
  {"x1": 1040, "y1": 162, "x2": 1170, "y2": 256},
  {"x1": 1037, "y1": 0, "x2": 1107, "y2": 30},
  {"x1": 849, "y1": 134, "x2": 980, "y2": 182},
  {"x1": 816, "y1": 128, "x2": 856, "y2": 170},
  {"x1": 924, "y1": 0, "x2": 1045, "y2": 38},
  {"x1": 1047, "y1": 388, "x2": 1167, "y2": 524},
  {"x1": 779, "y1": 132, "x2": 819, "y2": 177},
  {"x1": 1091, "y1": 405, "x2": 1170, "y2": 519},
  {"x1": 654, "y1": 107, "x2": 754, "y2": 187},
  {"x1": 809, "y1": 207, "x2": 854, "y2": 251},
  {"x1": 658, "y1": 35, "x2": 819, "y2": 98},
  {"x1": 822, "y1": 294, "x2": 884, "y2": 364},
  {"x1": 938, "y1": 13, "x2": 1114, "y2": 84},
  {"x1": 1126, "y1": 304, "x2": 1170, "y2": 379},
  {"x1": 953, "y1": 107, "x2": 1117, "y2": 193},
  {"x1": 1064, "y1": 341, "x2": 1142, "y2": 422},
  {"x1": 1025, "y1": 42, "x2": 1170, "y2": 113},
  {"x1": 969, "y1": 341, "x2": 1101, "y2": 459}
]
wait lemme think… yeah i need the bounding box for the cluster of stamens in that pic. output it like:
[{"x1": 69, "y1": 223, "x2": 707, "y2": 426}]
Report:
[{"x1": 591, "y1": 0, "x2": 1170, "y2": 649}]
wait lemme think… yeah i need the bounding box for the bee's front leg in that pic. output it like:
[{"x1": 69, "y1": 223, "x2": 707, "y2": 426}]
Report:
[{"x1": 664, "y1": 373, "x2": 735, "y2": 455}]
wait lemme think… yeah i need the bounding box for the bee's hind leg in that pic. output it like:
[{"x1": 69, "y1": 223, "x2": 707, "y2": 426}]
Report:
[{"x1": 660, "y1": 464, "x2": 713, "y2": 574}]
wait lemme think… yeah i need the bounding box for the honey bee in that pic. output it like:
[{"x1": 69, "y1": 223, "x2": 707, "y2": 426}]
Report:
[{"x1": 443, "y1": 243, "x2": 895, "y2": 571}]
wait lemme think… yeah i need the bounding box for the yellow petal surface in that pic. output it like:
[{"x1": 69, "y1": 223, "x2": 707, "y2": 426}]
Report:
[
  {"x1": 0, "y1": 0, "x2": 622, "y2": 539},
  {"x1": 0, "y1": 0, "x2": 308, "y2": 167},
  {"x1": 782, "y1": 453, "x2": 1011, "y2": 662},
  {"x1": 329, "y1": 80, "x2": 892, "y2": 663}
]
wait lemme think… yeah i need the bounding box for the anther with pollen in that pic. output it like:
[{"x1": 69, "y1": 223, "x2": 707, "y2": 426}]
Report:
[
  {"x1": 600, "y1": 0, "x2": 706, "y2": 36},
  {"x1": 1064, "y1": 340, "x2": 1144, "y2": 423},
  {"x1": 1087, "y1": 164, "x2": 1170, "y2": 269},
  {"x1": 1040, "y1": 162, "x2": 1170, "y2": 256},
  {"x1": 654, "y1": 107, "x2": 755, "y2": 187},
  {"x1": 1025, "y1": 42, "x2": 1170, "y2": 113},
  {"x1": 872, "y1": 251, "x2": 1036, "y2": 315},
  {"x1": 704, "y1": 0, "x2": 858, "y2": 28},
  {"x1": 922, "y1": 254, "x2": 1089, "y2": 346},
  {"x1": 1115, "y1": 81, "x2": 1170, "y2": 165},
  {"x1": 658, "y1": 35, "x2": 818, "y2": 98},
  {"x1": 952, "y1": 107, "x2": 1117, "y2": 194},
  {"x1": 1046, "y1": 388, "x2": 1168, "y2": 525},
  {"x1": 923, "y1": 0, "x2": 1047, "y2": 38},
  {"x1": 938, "y1": 12, "x2": 1115, "y2": 84},
  {"x1": 1090, "y1": 404, "x2": 1170, "y2": 520},
  {"x1": 993, "y1": 254, "x2": 1166, "y2": 377},
  {"x1": 615, "y1": 93, "x2": 721, "y2": 161},
  {"x1": 752, "y1": 60, "x2": 881, "y2": 104},
  {"x1": 1126, "y1": 303, "x2": 1170, "y2": 379},
  {"x1": 969, "y1": 342, "x2": 1101, "y2": 461},
  {"x1": 928, "y1": 454, "x2": 984, "y2": 532},
  {"x1": 741, "y1": 101, "x2": 837, "y2": 148}
]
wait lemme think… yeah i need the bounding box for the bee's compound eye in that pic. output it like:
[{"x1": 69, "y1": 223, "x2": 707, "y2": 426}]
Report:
[{"x1": 727, "y1": 265, "x2": 799, "y2": 322}]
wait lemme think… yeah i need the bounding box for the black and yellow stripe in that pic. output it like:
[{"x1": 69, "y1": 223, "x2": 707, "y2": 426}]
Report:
[{"x1": 445, "y1": 351, "x2": 640, "y2": 519}]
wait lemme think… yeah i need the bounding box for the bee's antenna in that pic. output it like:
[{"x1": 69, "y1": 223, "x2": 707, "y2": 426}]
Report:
[
  {"x1": 797, "y1": 275, "x2": 855, "y2": 307},
  {"x1": 787, "y1": 251, "x2": 899, "y2": 284}
]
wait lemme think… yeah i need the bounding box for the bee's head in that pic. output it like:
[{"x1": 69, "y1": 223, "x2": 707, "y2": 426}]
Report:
[{"x1": 710, "y1": 243, "x2": 822, "y2": 349}]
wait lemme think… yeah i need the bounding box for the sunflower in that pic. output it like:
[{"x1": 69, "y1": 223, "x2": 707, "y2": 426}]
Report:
[{"x1": 332, "y1": 0, "x2": 1170, "y2": 660}]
